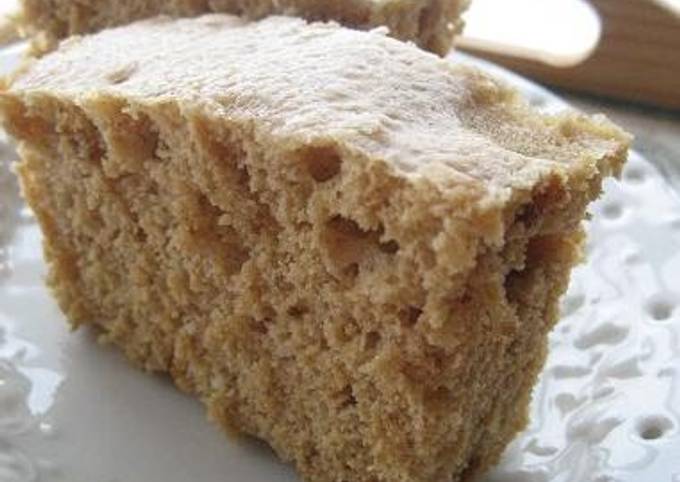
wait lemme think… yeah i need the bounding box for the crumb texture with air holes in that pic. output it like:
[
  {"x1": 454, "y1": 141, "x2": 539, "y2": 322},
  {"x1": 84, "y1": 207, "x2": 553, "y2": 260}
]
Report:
[
  {"x1": 0, "y1": 14, "x2": 630, "y2": 482},
  {"x1": 18, "y1": 0, "x2": 470, "y2": 56}
]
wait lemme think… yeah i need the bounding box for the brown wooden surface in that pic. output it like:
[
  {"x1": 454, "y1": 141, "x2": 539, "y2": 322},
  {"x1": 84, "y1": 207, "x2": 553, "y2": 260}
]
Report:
[{"x1": 459, "y1": 0, "x2": 680, "y2": 110}]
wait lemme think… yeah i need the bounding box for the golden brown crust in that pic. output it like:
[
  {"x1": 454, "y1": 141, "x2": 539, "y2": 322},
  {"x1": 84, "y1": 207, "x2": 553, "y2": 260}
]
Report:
[{"x1": 0, "y1": 15, "x2": 629, "y2": 482}]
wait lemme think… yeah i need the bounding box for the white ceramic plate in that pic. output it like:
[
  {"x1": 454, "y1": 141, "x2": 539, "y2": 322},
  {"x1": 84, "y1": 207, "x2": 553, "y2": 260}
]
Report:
[{"x1": 1, "y1": 44, "x2": 679, "y2": 482}]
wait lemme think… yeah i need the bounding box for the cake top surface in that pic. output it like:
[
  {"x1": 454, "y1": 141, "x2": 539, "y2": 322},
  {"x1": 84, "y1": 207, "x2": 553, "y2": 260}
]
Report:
[{"x1": 7, "y1": 14, "x2": 630, "y2": 205}]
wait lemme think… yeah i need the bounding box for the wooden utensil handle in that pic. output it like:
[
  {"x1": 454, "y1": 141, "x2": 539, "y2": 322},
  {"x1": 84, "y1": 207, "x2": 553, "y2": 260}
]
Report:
[{"x1": 458, "y1": 0, "x2": 680, "y2": 110}]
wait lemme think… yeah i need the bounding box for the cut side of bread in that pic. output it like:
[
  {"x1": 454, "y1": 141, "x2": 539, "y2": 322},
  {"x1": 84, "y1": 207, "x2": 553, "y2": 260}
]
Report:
[
  {"x1": 0, "y1": 1, "x2": 19, "y2": 46},
  {"x1": 18, "y1": 0, "x2": 470, "y2": 55},
  {"x1": 0, "y1": 14, "x2": 630, "y2": 482}
]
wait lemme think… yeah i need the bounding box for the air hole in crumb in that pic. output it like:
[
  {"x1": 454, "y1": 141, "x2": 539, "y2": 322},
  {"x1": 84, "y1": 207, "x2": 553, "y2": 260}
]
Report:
[
  {"x1": 379, "y1": 240, "x2": 400, "y2": 254},
  {"x1": 505, "y1": 235, "x2": 563, "y2": 307},
  {"x1": 336, "y1": 385, "x2": 357, "y2": 410},
  {"x1": 516, "y1": 204, "x2": 539, "y2": 230},
  {"x1": 343, "y1": 263, "x2": 359, "y2": 278},
  {"x1": 134, "y1": 228, "x2": 147, "y2": 243},
  {"x1": 401, "y1": 306, "x2": 422, "y2": 327},
  {"x1": 184, "y1": 192, "x2": 250, "y2": 276},
  {"x1": 342, "y1": 394, "x2": 357, "y2": 409},
  {"x1": 250, "y1": 319, "x2": 270, "y2": 335},
  {"x1": 287, "y1": 304, "x2": 308, "y2": 318},
  {"x1": 189, "y1": 192, "x2": 228, "y2": 233},
  {"x1": 516, "y1": 177, "x2": 568, "y2": 232},
  {"x1": 304, "y1": 448, "x2": 320, "y2": 465},
  {"x1": 191, "y1": 117, "x2": 251, "y2": 191},
  {"x1": 364, "y1": 331, "x2": 381, "y2": 351},
  {"x1": 645, "y1": 296, "x2": 675, "y2": 322},
  {"x1": 637, "y1": 415, "x2": 673, "y2": 440},
  {"x1": 320, "y1": 216, "x2": 396, "y2": 277},
  {"x1": 326, "y1": 217, "x2": 367, "y2": 238},
  {"x1": 504, "y1": 269, "x2": 525, "y2": 306},
  {"x1": 57, "y1": 105, "x2": 106, "y2": 164},
  {"x1": 300, "y1": 145, "x2": 342, "y2": 182},
  {"x1": 321, "y1": 216, "x2": 371, "y2": 273},
  {"x1": 426, "y1": 386, "x2": 452, "y2": 407}
]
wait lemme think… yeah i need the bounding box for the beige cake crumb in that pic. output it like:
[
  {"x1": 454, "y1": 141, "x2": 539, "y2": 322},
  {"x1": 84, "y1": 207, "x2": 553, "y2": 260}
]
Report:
[
  {"x1": 0, "y1": 14, "x2": 630, "y2": 482},
  {"x1": 17, "y1": 0, "x2": 470, "y2": 55},
  {"x1": 0, "y1": 5, "x2": 19, "y2": 46},
  {"x1": 0, "y1": 20, "x2": 17, "y2": 45}
]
